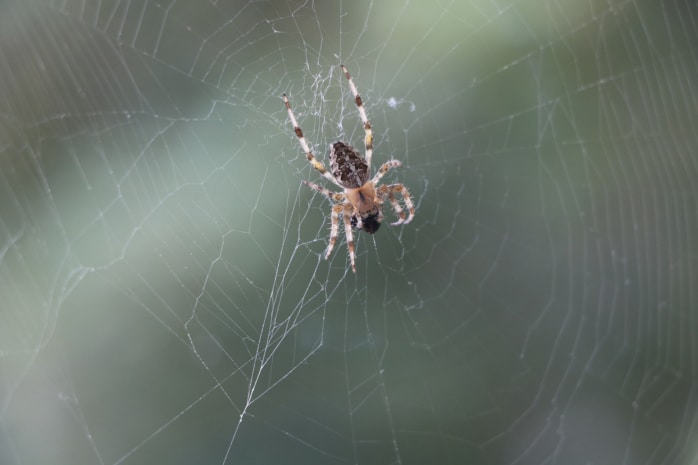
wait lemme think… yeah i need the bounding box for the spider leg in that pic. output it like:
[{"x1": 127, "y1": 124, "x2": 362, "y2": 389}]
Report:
[
  {"x1": 340, "y1": 65, "x2": 373, "y2": 171},
  {"x1": 378, "y1": 183, "x2": 415, "y2": 226},
  {"x1": 325, "y1": 204, "x2": 343, "y2": 261},
  {"x1": 370, "y1": 160, "x2": 402, "y2": 185},
  {"x1": 302, "y1": 180, "x2": 345, "y2": 203},
  {"x1": 342, "y1": 204, "x2": 357, "y2": 273},
  {"x1": 283, "y1": 94, "x2": 344, "y2": 188}
]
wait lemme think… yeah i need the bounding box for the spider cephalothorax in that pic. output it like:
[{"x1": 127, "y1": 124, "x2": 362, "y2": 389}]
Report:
[{"x1": 283, "y1": 64, "x2": 415, "y2": 273}]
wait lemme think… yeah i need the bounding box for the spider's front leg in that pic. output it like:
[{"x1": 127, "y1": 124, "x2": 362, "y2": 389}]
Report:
[
  {"x1": 324, "y1": 203, "x2": 358, "y2": 273},
  {"x1": 378, "y1": 183, "x2": 415, "y2": 226},
  {"x1": 326, "y1": 204, "x2": 343, "y2": 262},
  {"x1": 341, "y1": 204, "x2": 357, "y2": 273}
]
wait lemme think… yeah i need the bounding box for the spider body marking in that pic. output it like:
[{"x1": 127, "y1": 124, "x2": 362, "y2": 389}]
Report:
[
  {"x1": 329, "y1": 141, "x2": 382, "y2": 233},
  {"x1": 330, "y1": 141, "x2": 369, "y2": 188},
  {"x1": 283, "y1": 64, "x2": 415, "y2": 273}
]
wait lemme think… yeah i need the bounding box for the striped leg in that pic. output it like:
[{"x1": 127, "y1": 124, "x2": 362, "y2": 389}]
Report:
[
  {"x1": 283, "y1": 94, "x2": 343, "y2": 188},
  {"x1": 379, "y1": 183, "x2": 415, "y2": 226},
  {"x1": 370, "y1": 160, "x2": 402, "y2": 185},
  {"x1": 302, "y1": 180, "x2": 345, "y2": 203},
  {"x1": 326, "y1": 204, "x2": 343, "y2": 260},
  {"x1": 342, "y1": 204, "x2": 357, "y2": 273},
  {"x1": 340, "y1": 65, "x2": 373, "y2": 170}
]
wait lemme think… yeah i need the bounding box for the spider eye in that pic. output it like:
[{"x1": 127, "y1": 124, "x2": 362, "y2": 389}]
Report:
[{"x1": 360, "y1": 213, "x2": 381, "y2": 234}]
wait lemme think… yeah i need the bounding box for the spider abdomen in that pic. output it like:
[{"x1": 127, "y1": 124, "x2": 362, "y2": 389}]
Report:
[{"x1": 330, "y1": 141, "x2": 369, "y2": 188}]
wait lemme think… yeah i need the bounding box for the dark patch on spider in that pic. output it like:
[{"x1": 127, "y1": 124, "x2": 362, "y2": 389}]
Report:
[
  {"x1": 351, "y1": 213, "x2": 381, "y2": 234},
  {"x1": 330, "y1": 141, "x2": 369, "y2": 189}
]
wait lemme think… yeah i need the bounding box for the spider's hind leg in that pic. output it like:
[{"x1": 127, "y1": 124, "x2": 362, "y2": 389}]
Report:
[
  {"x1": 370, "y1": 159, "x2": 402, "y2": 185},
  {"x1": 340, "y1": 65, "x2": 373, "y2": 170},
  {"x1": 283, "y1": 94, "x2": 344, "y2": 188}
]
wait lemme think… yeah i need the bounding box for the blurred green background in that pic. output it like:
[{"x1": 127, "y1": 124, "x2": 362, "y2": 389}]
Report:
[{"x1": 1, "y1": 1, "x2": 697, "y2": 464}]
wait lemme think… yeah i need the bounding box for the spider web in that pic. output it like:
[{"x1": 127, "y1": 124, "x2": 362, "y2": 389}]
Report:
[{"x1": 1, "y1": 0, "x2": 697, "y2": 464}]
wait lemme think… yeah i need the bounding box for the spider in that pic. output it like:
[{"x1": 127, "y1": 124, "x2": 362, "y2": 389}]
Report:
[{"x1": 283, "y1": 64, "x2": 415, "y2": 273}]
